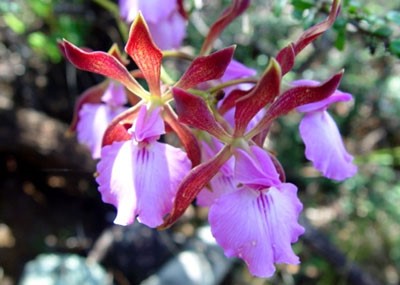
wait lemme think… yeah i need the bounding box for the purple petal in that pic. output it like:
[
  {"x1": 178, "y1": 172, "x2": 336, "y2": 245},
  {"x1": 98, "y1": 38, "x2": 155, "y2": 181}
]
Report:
[
  {"x1": 129, "y1": 104, "x2": 165, "y2": 142},
  {"x1": 77, "y1": 103, "x2": 127, "y2": 159},
  {"x1": 101, "y1": 81, "x2": 127, "y2": 107},
  {"x1": 139, "y1": 0, "x2": 176, "y2": 23},
  {"x1": 119, "y1": 0, "x2": 139, "y2": 22},
  {"x1": 234, "y1": 146, "x2": 280, "y2": 187},
  {"x1": 223, "y1": 59, "x2": 256, "y2": 79},
  {"x1": 197, "y1": 139, "x2": 238, "y2": 206},
  {"x1": 299, "y1": 111, "x2": 357, "y2": 180},
  {"x1": 209, "y1": 183, "x2": 304, "y2": 277},
  {"x1": 196, "y1": 174, "x2": 237, "y2": 207},
  {"x1": 147, "y1": 10, "x2": 186, "y2": 50},
  {"x1": 201, "y1": 138, "x2": 234, "y2": 177},
  {"x1": 292, "y1": 79, "x2": 353, "y2": 113},
  {"x1": 96, "y1": 140, "x2": 191, "y2": 227}
]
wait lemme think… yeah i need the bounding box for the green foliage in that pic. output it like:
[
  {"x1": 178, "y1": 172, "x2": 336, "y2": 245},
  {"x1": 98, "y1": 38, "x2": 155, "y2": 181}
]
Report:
[
  {"x1": 1, "y1": 0, "x2": 90, "y2": 62},
  {"x1": 290, "y1": 0, "x2": 400, "y2": 58}
]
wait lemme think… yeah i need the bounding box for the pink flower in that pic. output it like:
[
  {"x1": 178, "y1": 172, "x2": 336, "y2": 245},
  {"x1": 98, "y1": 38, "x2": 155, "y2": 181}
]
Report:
[
  {"x1": 77, "y1": 81, "x2": 128, "y2": 159},
  {"x1": 209, "y1": 146, "x2": 304, "y2": 277},
  {"x1": 196, "y1": 138, "x2": 237, "y2": 206},
  {"x1": 119, "y1": 0, "x2": 186, "y2": 50},
  {"x1": 96, "y1": 104, "x2": 191, "y2": 227},
  {"x1": 62, "y1": 13, "x2": 235, "y2": 227},
  {"x1": 293, "y1": 80, "x2": 357, "y2": 180}
]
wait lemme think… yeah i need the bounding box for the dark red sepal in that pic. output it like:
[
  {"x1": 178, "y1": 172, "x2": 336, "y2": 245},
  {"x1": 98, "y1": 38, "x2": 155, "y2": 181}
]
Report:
[
  {"x1": 200, "y1": 0, "x2": 250, "y2": 55},
  {"x1": 293, "y1": 0, "x2": 341, "y2": 55},
  {"x1": 234, "y1": 58, "x2": 281, "y2": 136},
  {"x1": 177, "y1": 0, "x2": 188, "y2": 19},
  {"x1": 249, "y1": 71, "x2": 344, "y2": 138},
  {"x1": 218, "y1": 88, "x2": 252, "y2": 115},
  {"x1": 173, "y1": 88, "x2": 230, "y2": 140},
  {"x1": 102, "y1": 104, "x2": 143, "y2": 147},
  {"x1": 163, "y1": 105, "x2": 202, "y2": 166},
  {"x1": 62, "y1": 40, "x2": 147, "y2": 97},
  {"x1": 125, "y1": 13, "x2": 162, "y2": 96},
  {"x1": 158, "y1": 145, "x2": 232, "y2": 229},
  {"x1": 267, "y1": 70, "x2": 343, "y2": 119},
  {"x1": 176, "y1": 46, "x2": 235, "y2": 90},
  {"x1": 276, "y1": 43, "x2": 295, "y2": 76}
]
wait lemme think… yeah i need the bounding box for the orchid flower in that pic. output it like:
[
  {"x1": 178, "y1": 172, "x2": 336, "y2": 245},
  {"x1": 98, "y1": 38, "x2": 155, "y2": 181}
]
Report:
[
  {"x1": 157, "y1": 0, "x2": 353, "y2": 276},
  {"x1": 61, "y1": 13, "x2": 235, "y2": 227},
  {"x1": 61, "y1": 0, "x2": 357, "y2": 278},
  {"x1": 119, "y1": 0, "x2": 187, "y2": 50},
  {"x1": 209, "y1": 146, "x2": 304, "y2": 277},
  {"x1": 76, "y1": 83, "x2": 127, "y2": 159},
  {"x1": 293, "y1": 79, "x2": 357, "y2": 180},
  {"x1": 64, "y1": 45, "x2": 130, "y2": 159}
]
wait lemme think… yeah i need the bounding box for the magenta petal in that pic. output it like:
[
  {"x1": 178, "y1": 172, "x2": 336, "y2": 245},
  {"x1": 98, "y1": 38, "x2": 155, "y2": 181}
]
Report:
[
  {"x1": 139, "y1": 0, "x2": 175, "y2": 23},
  {"x1": 96, "y1": 140, "x2": 191, "y2": 227},
  {"x1": 101, "y1": 81, "x2": 127, "y2": 107},
  {"x1": 299, "y1": 111, "x2": 357, "y2": 180},
  {"x1": 196, "y1": 174, "x2": 237, "y2": 207},
  {"x1": 222, "y1": 59, "x2": 257, "y2": 82},
  {"x1": 146, "y1": 9, "x2": 186, "y2": 50},
  {"x1": 130, "y1": 105, "x2": 165, "y2": 142},
  {"x1": 209, "y1": 183, "x2": 304, "y2": 277},
  {"x1": 96, "y1": 141, "x2": 137, "y2": 225},
  {"x1": 234, "y1": 146, "x2": 280, "y2": 187},
  {"x1": 77, "y1": 103, "x2": 127, "y2": 159},
  {"x1": 119, "y1": 0, "x2": 139, "y2": 22}
]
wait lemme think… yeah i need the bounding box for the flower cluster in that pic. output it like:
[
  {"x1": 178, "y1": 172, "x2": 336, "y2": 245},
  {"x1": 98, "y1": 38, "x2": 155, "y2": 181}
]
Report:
[{"x1": 61, "y1": 0, "x2": 356, "y2": 278}]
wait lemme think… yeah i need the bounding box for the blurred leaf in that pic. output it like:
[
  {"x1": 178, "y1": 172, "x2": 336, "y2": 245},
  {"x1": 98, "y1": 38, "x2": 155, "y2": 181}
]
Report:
[
  {"x1": 3, "y1": 13, "x2": 26, "y2": 34},
  {"x1": 28, "y1": 0, "x2": 52, "y2": 18},
  {"x1": 372, "y1": 26, "x2": 392, "y2": 37},
  {"x1": 334, "y1": 18, "x2": 347, "y2": 50},
  {"x1": 335, "y1": 28, "x2": 346, "y2": 50},
  {"x1": 273, "y1": 0, "x2": 287, "y2": 17},
  {"x1": 387, "y1": 10, "x2": 400, "y2": 25},
  {"x1": 27, "y1": 32, "x2": 61, "y2": 62},
  {"x1": 347, "y1": 1, "x2": 362, "y2": 14},
  {"x1": 389, "y1": 39, "x2": 400, "y2": 57},
  {"x1": 291, "y1": 0, "x2": 314, "y2": 11}
]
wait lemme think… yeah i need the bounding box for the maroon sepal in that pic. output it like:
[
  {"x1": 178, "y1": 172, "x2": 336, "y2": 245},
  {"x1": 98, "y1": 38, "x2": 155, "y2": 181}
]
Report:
[
  {"x1": 234, "y1": 58, "x2": 281, "y2": 136},
  {"x1": 200, "y1": 0, "x2": 250, "y2": 55},
  {"x1": 276, "y1": 43, "x2": 295, "y2": 76},
  {"x1": 158, "y1": 145, "x2": 232, "y2": 229},
  {"x1": 62, "y1": 40, "x2": 147, "y2": 97},
  {"x1": 69, "y1": 81, "x2": 108, "y2": 132},
  {"x1": 102, "y1": 104, "x2": 143, "y2": 147},
  {"x1": 267, "y1": 70, "x2": 343, "y2": 119},
  {"x1": 218, "y1": 88, "x2": 251, "y2": 115},
  {"x1": 177, "y1": 0, "x2": 188, "y2": 19},
  {"x1": 293, "y1": 0, "x2": 341, "y2": 55},
  {"x1": 176, "y1": 46, "x2": 235, "y2": 90},
  {"x1": 173, "y1": 88, "x2": 230, "y2": 140},
  {"x1": 125, "y1": 13, "x2": 162, "y2": 96},
  {"x1": 163, "y1": 105, "x2": 202, "y2": 166}
]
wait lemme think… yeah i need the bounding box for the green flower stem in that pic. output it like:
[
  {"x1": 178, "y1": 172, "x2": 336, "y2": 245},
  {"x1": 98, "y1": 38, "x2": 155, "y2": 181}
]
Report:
[
  {"x1": 207, "y1": 77, "x2": 258, "y2": 94},
  {"x1": 162, "y1": 50, "x2": 195, "y2": 61},
  {"x1": 160, "y1": 65, "x2": 176, "y2": 86}
]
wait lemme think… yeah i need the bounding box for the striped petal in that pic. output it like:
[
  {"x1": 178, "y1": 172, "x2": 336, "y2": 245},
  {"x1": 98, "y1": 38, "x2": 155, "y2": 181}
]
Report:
[
  {"x1": 299, "y1": 110, "x2": 357, "y2": 180},
  {"x1": 209, "y1": 183, "x2": 304, "y2": 277},
  {"x1": 96, "y1": 140, "x2": 191, "y2": 227},
  {"x1": 77, "y1": 104, "x2": 127, "y2": 159}
]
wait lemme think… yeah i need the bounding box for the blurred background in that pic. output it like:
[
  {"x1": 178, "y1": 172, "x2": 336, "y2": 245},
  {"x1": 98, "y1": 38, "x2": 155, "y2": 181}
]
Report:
[{"x1": 0, "y1": 0, "x2": 399, "y2": 284}]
